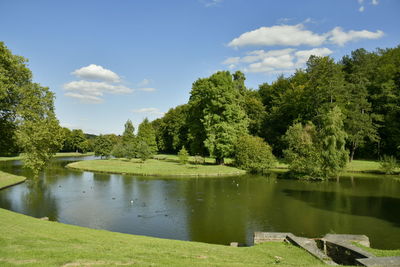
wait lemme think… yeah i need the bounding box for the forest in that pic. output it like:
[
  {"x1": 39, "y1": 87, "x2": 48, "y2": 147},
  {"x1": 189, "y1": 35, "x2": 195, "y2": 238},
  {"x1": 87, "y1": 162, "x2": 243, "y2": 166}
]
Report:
[{"x1": 1, "y1": 41, "x2": 399, "y2": 178}]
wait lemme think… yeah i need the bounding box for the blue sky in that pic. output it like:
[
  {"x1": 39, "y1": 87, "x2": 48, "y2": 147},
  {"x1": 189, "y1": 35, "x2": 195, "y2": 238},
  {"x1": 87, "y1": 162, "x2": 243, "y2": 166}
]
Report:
[{"x1": 1, "y1": 0, "x2": 399, "y2": 135}]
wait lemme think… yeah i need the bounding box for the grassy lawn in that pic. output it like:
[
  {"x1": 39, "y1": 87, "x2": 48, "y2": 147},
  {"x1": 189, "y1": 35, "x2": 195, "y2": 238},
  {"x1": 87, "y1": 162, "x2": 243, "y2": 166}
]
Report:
[
  {"x1": 67, "y1": 158, "x2": 246, "y2": 177},
  {"x1": 355, "y1": 244, "x2": 400, "y2": 257},
  {"x1": 0, "y1": 208, "x2": 324, "y2": 266},
  {"x1": 0, "y1": 170, "x2": 26, "y2": 190},
  {"x1": 272, "y1": 159, "x2": 400, "y2": 175},
  {"x1": 0, "y1": 152, "x2": 94, "y2": 162}
]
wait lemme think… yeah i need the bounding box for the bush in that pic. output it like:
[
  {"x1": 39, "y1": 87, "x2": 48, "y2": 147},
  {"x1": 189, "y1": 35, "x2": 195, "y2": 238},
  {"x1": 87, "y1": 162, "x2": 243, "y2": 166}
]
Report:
[
  {"x1": 178, "y1": 146, "x2": 189, "y2": 164},
  {"x1": 193, "y1": 155, "x2": 205, "y2": 165},
  {"x1": 380, "y1": 155, "x2": 397, "y2": 174},
  {"x1": 234, "y1": 135, "x2": 276, "y2": 174}
]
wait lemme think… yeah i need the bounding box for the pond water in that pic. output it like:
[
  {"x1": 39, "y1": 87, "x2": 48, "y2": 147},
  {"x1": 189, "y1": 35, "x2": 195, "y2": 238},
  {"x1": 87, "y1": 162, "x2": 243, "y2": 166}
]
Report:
[{"x1": 0, "y1": 156, "x2": 400, "y2": 249}]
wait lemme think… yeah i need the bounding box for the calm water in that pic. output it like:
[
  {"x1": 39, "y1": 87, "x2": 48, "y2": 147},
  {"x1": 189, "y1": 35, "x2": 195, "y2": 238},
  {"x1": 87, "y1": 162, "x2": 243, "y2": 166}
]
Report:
[{"x1": 0, "y1": 157, "x2": 400, "y2": 249}]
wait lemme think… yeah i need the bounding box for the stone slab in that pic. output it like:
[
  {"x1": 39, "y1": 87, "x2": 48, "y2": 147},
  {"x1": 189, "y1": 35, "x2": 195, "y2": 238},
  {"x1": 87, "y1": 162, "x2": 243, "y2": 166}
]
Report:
[
  {"x1": 324, "y1": 234, "x2": 370, "y2": 247},
  {"x1": 253, "y1": 232, "x2": 291, "y2": 244},
  {"x1": 356, "y1": 256, "x2": 400, "y2": 266}
]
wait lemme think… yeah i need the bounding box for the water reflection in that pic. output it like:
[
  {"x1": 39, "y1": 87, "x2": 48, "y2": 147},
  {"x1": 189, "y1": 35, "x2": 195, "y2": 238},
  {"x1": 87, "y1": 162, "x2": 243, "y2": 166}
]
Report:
[{"x1": 0, "y1": 158, "x2": 399, "y2": 249}]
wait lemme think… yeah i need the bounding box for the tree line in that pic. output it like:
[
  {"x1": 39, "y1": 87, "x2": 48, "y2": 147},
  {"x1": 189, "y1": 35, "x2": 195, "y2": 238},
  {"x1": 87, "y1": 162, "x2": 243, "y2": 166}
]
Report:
[{"x1": 1, "y1": 40, "x2": 399, "y2": 179}]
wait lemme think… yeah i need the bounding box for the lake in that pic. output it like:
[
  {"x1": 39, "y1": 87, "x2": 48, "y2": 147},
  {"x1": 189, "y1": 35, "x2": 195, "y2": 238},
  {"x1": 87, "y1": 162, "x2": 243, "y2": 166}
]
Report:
[{"x1": 0, "y1": 156, "x2": 399, "y2": 249}]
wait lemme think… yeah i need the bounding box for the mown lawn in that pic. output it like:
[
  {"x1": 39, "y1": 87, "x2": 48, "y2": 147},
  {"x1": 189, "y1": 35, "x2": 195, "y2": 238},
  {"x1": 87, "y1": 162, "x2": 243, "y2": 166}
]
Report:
[
  {"x1": 0, "y1": 208, "x2": 325, "y2": 266},
  {"x1": 67, "y1": 158, "x2": 245, "y2": 177},
  {"x1": 0, "y1": 152, "x2": 94, "y2": 162},
  {"x1": 0, "y1": 170, "x2": 26, "y2": 190}
]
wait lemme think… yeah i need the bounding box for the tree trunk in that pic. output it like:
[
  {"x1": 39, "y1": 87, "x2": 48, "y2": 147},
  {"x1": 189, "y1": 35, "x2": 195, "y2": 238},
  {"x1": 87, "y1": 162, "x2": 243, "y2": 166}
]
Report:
[
  {"x1": 350, "y1": 142, "x2": 357, "y2": 162},
  {"x1": 216, "y1": 157, "x2": 225, "y2": 165}
]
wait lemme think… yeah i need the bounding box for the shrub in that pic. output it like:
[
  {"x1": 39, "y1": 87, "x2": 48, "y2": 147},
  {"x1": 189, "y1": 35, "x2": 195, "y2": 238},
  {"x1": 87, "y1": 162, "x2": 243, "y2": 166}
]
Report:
[
  {"x1": 178, "y1": 146, "x2": 189, "y2": 164},
  {"x1": 234, "y1": 135, "x2": 276, "y2": 174},
  {"x1": 380, "y1": 155, "x2": 397, "y2": 174},
  {"x1": 193, "y1": 155, "x2": 205, "y2": 165}
]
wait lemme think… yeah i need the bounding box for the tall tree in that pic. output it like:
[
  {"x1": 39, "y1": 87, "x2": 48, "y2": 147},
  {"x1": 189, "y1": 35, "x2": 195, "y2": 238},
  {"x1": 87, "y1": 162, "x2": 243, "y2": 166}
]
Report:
[
  {"x1": 137, "y1": 118, "x2": 157, "y2": 154},
  {"x1": 188, "y1": 71, "x2": 248, "y2": 164},
  {"x1": 122, "y1": 119, "x2": 135, "y2": 143}
]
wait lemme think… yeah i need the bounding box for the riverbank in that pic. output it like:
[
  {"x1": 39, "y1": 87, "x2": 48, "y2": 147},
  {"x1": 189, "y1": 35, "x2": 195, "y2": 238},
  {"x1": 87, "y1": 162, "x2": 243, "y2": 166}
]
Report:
[
  {"x1": 67, "y1": 157, "x2": 246, "y2": 177},
  {"x1": 0, "y1": 152, "x2": 94, "y2": 162},
  {"x1": 0, "y1": 208, "x2": 325, "y2": 266},
  {"x1": 0, "y1": 171, "x2": 26, "y2": 190},
  {"x1": 272, "y1": 159, "x2": 400, "y2": 176}
]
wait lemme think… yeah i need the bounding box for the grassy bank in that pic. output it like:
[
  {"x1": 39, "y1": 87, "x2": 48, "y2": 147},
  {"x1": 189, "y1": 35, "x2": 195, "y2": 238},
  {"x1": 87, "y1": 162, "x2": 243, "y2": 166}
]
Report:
[
  {"x1": 67, "y1": 158, "x2": 245, "y2": 177},
  {"x1": 0, "y1": 208, "x2": 324, "y2": 266},
  {"x1": 0, "y1": 152, "x2": 94, "y2": 162},
  {"x1": 272, "y1": 159, "x2": 399, "y2": 175},
  {"x1": 0, "y1": 171, "x2": 26, "y2": 190}
]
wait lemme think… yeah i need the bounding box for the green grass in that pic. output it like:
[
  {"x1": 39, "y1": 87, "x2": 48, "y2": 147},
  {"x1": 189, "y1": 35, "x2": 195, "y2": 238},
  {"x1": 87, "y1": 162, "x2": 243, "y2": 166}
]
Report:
[
  {"x1": 0, "y1": 170, "x2": 27, "y2": 190},
  {"x1": 355, "y1": 244, "x2": 400, "y2": 257},
  {"x1": 0, "y1": 208, "x2": 324, "y2": 266},
  {"x1": 67, "y1": 158, "x2": 246, "y2": 177},
  {"x1": 271, "y1": 159, "x2": 400, "y2": 176},
  {"x1": 0, "y1": 152, "x2": 94, "y2": 162}
]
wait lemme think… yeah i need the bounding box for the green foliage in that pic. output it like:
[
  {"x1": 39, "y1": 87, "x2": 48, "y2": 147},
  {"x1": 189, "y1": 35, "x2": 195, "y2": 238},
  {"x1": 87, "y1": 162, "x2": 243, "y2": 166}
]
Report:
[
  {"x1": 283, "y1": 122, "x2": 323, "y2": 179},
  {"x1": 284, "y1": 107, "x2": 349, "y2": 179},
  {"x1": 137, "y1": 118, "x2": 158, "y2": 154},
  {"x1": 178, "y1": 146, "x2": 189, "y2": 164},
  {"x1": 193, "y1": 155, "x2": 205, "y2": 165},
  {"x1": 234, "y1": 135, "x2": 276, "y2": 174},
  {"x1": 93, "y1": 135, "x2": 113, "y2": 159},
  {"x1": 136, "y1": 141, "x2": 152, "y2": 162},
  {"x1": 188, "y1": 71, "x2": 248, "y2": 164},
  {"x1": 319, "y1": 106, "x2": 349, "y2": 178},
  {"x1": 380, "y1": 155, "x2": 398, "y2": 174},
  {"x1": 122, "y1": 119, "x2": 135, "y2": 143}
]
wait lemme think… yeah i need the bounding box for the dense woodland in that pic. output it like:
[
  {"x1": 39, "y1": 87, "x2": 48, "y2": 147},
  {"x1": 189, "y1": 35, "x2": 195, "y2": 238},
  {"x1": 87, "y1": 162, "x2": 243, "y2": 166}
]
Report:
[{"x1": 1, "y1": 41, "x2": 399, "y2": 178}]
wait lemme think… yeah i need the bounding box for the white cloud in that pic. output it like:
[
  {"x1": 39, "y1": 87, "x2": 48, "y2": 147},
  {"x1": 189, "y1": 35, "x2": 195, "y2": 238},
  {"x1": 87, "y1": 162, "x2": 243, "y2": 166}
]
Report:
[
  {"x1": 138, "y1": 79, "x2": 150, "y2": 86},
  {"x1": 223, "y1": 47, "x2": 333, "y2": 75},
  {"x1": 328, "y1": 27, "x2": 384, "y2": 46},
  {"x1": 136, "y1": 78, "x2": 156, "y2": 92},
  {"x1": 64, "y1": 80, "x2": 133, "y2": 103},
  {"x1": 72, "y1": 64, "x2": 121, "y2": 82},
  {"x1": 228, "y1": 24, "x2": 384, "y2": 48},
  {"x1": 228, "y1": 24, "x2": 326, "y2": 47},
  {"x1": 138, "y1": 87, "x2": 156, "y2": 92},
  {"x1": 359, "y1": 5, "x2": 365, "y2": 12},
  {"x1": 201, "y1": 0, "x2": 223, "y2": 7},
  {"x1": 132, "y1": 108, "x2": 165, "y2": 116},
  {"x1": 371, "y1": 0, "x2": 378, "y2": 5}
]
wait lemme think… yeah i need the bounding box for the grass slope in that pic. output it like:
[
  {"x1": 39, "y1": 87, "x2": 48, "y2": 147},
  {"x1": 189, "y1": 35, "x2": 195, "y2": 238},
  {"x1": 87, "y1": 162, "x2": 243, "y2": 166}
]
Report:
[
  {"x1": 0, "y1": 152, "x2": 94, "y2": 162},
  {"x1": 0, "y1": 208, "x2": 324, "y2": 266},
  {"x1": 0, "y1": 170, "x2": 26, "y2": 189},
  {"x1": 67, "y1": 158, "x2": 246, "y2": 177}
]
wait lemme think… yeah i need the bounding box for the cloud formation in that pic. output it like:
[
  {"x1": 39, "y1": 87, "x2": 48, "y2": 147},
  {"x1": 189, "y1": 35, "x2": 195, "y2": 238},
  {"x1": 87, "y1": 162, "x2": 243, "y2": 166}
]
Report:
[
  {"x1": 223, "y1": 47, "x2": 333, "y2": 74},
  {"x1": 137, "y1": 78, "x2": 156, "y2": 92},
  {"x1": 132, "y1": 108, "x2": 165, "y2": 116},
  {"x1": 72, "y1": 64, "x2": 121, "y2": 82},
  {"x1": 228, "y1": 24, "x2": 384, "y2": 48},
  {"x1": 64, "y1": 64, "x2": 133, "y2": 103}
]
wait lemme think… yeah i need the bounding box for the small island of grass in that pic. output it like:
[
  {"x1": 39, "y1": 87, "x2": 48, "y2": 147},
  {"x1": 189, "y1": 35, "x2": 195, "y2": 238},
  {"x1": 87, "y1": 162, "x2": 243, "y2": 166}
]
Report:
[
  {"x1": 0, "y1": 171, "x2": 27, "y2": 190},
  {"x1": 67, "y1": 156, "x2": 246, "y2": 177}
]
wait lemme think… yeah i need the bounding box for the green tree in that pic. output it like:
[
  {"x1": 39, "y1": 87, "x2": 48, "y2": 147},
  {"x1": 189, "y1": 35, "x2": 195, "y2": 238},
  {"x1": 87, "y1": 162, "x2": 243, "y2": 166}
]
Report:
[
  {"x1": 16, "y1": 83, "x2": 64, "y2": 176},
  {"x1": 136, "y1": 141, "x2": 152, "y2": 162},
  {"x1": 178, "y1": 146, "x2": 189, "y2": 164},
  {"x1": 319, "y1": 106, "x2": 349, "y2": 178},
  {"x1": 122, "y1": 119, "x2": 135, "y2": 143},
  {"x1": 137, "y1": 118, "x2": 157, "y2": 154},
  {"x1": 188, "y1": 71, "x2": 248, "y2": 164},
  {"x1": 93, "y1": 135, "x2": 113, "y2": 159},
  {"x1": 234, "y1": 135, "x2": 276, "y2": 174}
]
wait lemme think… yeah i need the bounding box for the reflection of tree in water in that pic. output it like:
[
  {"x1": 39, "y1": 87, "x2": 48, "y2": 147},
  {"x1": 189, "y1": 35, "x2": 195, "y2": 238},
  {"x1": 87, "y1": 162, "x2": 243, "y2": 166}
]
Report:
[
  {"x1": 283, "y1": 189, "x2": 400, "y2": 227},
  {"x1": 22, "y1": 179, "x2": 59, "y2": 221}
]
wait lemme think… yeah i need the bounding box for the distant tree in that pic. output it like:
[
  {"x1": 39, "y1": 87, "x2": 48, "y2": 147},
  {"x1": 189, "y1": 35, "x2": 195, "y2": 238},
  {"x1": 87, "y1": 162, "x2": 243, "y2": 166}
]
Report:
[
  {"x1": 319, "y1": 106, "x2": 349, "y2": 178},
  {"x1": 188, "y1": 71, "x2": 248, "y2": 164},
  {"x1": 122, "y1": 119, "x2": 135, "y2": 143},
  {"x1": 234, "y1": 135, "x2": 276, "y2": 174},
  {"x1": 137, "y1": 118, "x2": 157, "y2": 154},
  {"x1": 111, "y1": 142, "x2": 126, "y2": 158},
  {"x1": 178, "y1": 146, "x2": 189, "y2": 164},
  {"x1": 136, "y1": 141, "x2": 152, "y2": 162},
  {"x1": 283, "y1": 122, "x2": 323, "y2": 179},
  {"x1": 93, "y1": 135, "x2": 113, "y2": 159}
]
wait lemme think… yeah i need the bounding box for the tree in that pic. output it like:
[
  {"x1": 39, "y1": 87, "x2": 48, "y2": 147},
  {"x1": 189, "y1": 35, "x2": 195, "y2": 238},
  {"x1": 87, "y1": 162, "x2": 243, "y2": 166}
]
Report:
[
  {"x1": 122, "y1": 119, "x2": 135, "y2": 143},
  {"x1": 93, "y1": 135, "x2": 113, "y2": 159},
  {"x1": 136, "y1": 141, "x2": 152, "y2": 162},
  {"x1": 16, "y1": 83, "x2": 64, "y2": 176},
  {"x1": 234, "y1": 135, "x2": 276, "y2": 174},
  {"x1": 319, "y1": 106, "x2": 348, "y2": 178},
  {"x1": 178, "y1": 146, "x2": 189, "y2": 164},
  {"x1": 137, "y1": 118, "x2": 157, "y2": 154},
  {"x1": 188, "y1": 71, "x2": 248, "y2": 164}
]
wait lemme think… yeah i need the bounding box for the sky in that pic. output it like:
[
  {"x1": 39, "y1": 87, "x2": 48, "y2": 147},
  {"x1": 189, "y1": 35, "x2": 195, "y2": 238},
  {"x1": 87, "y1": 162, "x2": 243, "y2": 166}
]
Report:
[{"x1": 1, "y1": 0, "x2": 399, "y2": 135}]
